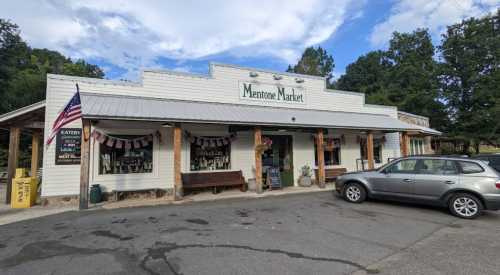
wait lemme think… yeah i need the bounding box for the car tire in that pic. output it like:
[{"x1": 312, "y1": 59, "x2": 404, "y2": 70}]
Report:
[
  {"x1": 448, "y1": 193, "x2": 483, "y2": 219},
  {"x1": 343, "y1": 182, "x2": 366, "y2": 203}
]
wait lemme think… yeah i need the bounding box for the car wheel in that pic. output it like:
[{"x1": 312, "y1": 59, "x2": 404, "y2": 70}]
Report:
[
  {"x1": 343, "y1": 182, "x2": 366, "y2": 203},
  {"x1": 448, "y1": 193, "x2": 483, "y2": 219}
]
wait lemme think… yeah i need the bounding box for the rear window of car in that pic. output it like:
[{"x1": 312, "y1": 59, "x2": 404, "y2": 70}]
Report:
[
  {"x1": 458, "y1": 161, "x2": 485, "y2": 174},
  {"x1": 419, "y1": 159, "x2": 458, "y2": 175}
]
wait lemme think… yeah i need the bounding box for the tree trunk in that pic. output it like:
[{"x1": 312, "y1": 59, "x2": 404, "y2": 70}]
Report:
[{"x1": 462, "y1": 140, "x2": 470, "y2": 155}]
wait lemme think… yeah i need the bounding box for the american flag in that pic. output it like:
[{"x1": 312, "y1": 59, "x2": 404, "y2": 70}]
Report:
[{"x1": 46, "y1": 84, "x2": 82, "y2": 145}]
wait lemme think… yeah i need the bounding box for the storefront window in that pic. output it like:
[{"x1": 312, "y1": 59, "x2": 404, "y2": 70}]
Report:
[
  {"x1": 99, "y1": 135, "x2": 153, "y2": 175},
  {"x1": 360, "y1": 139, "x2": 382, "y2": 163},
  {"x1": 410, "y1": 138, "x2": 424, "y2": 155},
  {"x1": 315, "y1": 138, "x2": 341, "y2": 166},
  {"x1": 190, "y1": 138, "x2": 231, "y2": 171}
]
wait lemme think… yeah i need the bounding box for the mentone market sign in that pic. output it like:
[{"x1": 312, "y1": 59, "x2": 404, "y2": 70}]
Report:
[{"x1": 239, "y1": 82, "x2": 306, "y2": 104}]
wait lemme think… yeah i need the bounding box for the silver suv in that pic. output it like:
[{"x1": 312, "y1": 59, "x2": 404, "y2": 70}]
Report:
[{"x1": 335, "y1": 156, "x2": 500, "y2": 219}]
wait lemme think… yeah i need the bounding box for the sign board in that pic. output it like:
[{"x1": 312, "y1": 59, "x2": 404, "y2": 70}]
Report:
[
  {"x1": 55, "y1": 128, "x2": 82, "y2": 165},
  {"x1": 266, "y1": 167, "x2": 282, "y2": 190},
  {"x1": 239, "y1": 82, "x2": 306, "y2": 105}
]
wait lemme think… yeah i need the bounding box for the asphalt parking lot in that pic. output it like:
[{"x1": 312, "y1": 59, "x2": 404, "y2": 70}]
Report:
[{"x1": 0, "y1": 191, "x2": 499, "y2": 275}]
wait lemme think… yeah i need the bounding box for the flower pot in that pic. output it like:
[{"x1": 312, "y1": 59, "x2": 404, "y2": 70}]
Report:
[{"x1": 298, "y1": 176, "x2": 312, "y2": 187}]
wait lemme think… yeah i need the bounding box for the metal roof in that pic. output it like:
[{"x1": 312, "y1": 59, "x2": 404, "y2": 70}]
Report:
[
  {"x1": 80, "y1": 93, "x2": 420, "y2": 132},
  {"x1": 0, "y1": 101, "x2": 45, "y2": 123},
  {"x1": 413, "y1": 125, "x2": 442, "y2": 136}
]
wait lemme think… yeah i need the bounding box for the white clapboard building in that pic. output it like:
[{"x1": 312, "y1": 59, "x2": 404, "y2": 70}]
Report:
[{"x1": 0, "y1": 63, "x2": 440, "y2": 204}]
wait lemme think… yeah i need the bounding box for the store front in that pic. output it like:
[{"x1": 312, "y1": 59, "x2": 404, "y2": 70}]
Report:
[{"x1": 0, "y1": 62, "x2": 441, "y2": 206}]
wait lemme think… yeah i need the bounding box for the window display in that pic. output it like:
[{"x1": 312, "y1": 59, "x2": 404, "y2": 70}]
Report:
[
  {"x1": 190, "y1": 137, "x2": 231, "y2": 171},
  {"x1": 360, "y1": 138, "x2": 382, "y2": 163},
  {"x1": 315, "y1": 138, "x2": 341, "y2": 166},
  {"x1": 99, "y1": 135, "x2": 153, "y2": 175}
]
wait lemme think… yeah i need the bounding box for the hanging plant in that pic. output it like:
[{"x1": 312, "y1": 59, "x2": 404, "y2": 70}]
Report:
[{"x1": 256, "y1": 137, "x2": 273, "y2": 153}]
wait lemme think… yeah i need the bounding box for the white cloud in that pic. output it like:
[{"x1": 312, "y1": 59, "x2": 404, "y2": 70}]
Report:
[
  {"x1": 0, "y1": 0, "x2": 364, "y2": 79},
  {"x1": 370, "y1": 0, "x2": 500, "y2": 47}
]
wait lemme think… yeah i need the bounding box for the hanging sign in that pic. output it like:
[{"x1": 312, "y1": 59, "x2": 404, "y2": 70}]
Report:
[
  {"x1": 55, "y1": 128, "x2": 82, "y2": 165},
  {"x1": 239, "y1": 82, "x2": 306, "y2": 104}
]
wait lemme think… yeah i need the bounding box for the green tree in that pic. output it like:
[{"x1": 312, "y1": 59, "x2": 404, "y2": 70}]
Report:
[
  {"x1": 384, "y1": 29, "x2": 448, "y2": 131},
  {"x1": 0, "y1": 19, "x2": 30, "y2": 112},
  {"x1": 336, "y1": 29, "x2": 448, "y2": 131},
  {"x1": 336, "y1": 50, "x2": 390, "y2": 96},
  {"x1": 439, "y1": 9, "x2": 500, "y2": 153},
  {"x1": 287, "y1": 46, "x2": 335, "y2": 87}
]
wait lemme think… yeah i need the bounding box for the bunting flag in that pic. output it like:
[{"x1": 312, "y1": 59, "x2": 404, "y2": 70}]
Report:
[
  {"x1": 90, "y1": 130, "x2": 160, "y2": 149},
  {"x1": 184, "y1": 131, "x2": 237, "y2": 147},
  {"x1": 125, "y1": 140, "x2": 132, "y2": 150}
]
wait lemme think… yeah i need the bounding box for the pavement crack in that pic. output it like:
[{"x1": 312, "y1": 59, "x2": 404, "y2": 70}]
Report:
[{"x1": 144, "y1": 242, "x2": 378, "y2": 274}]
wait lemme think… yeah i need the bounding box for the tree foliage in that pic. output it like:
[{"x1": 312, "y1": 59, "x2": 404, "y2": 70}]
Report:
[
  {"x1": 287, "y1": 46, "x2": 335, "y2": 87},
  {"x1": 337, "y1": 29, "x2": 448, "y2": 130},
  {"x1": 438, "y1": 9, "x2": 500, "y2": 151}
]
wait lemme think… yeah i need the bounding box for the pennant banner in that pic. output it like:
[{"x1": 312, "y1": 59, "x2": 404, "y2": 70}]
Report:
[
  {"x1": 184, "y1": 131, "x2": 237, "y2": 147},
  {"x1": 91, "y1": 130, "x2": 160, "y2": 149}
]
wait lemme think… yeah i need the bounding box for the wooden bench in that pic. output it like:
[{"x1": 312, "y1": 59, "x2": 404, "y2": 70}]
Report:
[
  {"x1": 182, "y1": 170, "x2": 247, "y2": 193},
  {"x1": 112, "y1": 188, "x2": 162, "y2": 201},
  {"x1": 314, "y1": 168, "x2": 347, "y2": 182}
]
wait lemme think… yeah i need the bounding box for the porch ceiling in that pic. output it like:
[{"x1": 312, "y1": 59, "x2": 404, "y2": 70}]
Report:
[{"x1": 80, "y1": 93, "x2": 419, "y2": 132}]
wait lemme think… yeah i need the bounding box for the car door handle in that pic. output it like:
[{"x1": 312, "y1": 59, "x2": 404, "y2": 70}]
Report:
[
  {"x1": 444, "y1": 180, "x2": 455, "y2": 185},
  {"x1": 403, "y1": 178, "x2": 413, "y2": 183}
]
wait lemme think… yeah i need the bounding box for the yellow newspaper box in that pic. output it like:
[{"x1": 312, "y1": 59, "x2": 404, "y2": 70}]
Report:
[{"x1": 11, "y1": 168, "x2": 38, "y2": 208}]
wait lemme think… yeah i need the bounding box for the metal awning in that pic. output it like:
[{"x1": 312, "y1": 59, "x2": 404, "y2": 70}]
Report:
[
  {"x1": 80, "y1": 93, "x2": 420, "y2": 132},
  {"x1": 412, "y1": 125, "x2": 442, "y2": 136}
]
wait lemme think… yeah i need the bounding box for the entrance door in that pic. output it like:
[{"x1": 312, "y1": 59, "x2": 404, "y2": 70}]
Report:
[{"x1": 262, "y1": 135, "x2": 294, "y2": 187}]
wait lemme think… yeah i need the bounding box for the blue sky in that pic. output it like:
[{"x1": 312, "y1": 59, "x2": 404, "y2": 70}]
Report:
[{"x1": 1, "y1": 0, "x2": 498, "y2": 80}]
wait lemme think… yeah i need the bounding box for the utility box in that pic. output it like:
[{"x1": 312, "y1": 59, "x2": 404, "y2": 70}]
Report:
[{"x1": 11, "y1": 168, "x2": 38, "y2": 208}]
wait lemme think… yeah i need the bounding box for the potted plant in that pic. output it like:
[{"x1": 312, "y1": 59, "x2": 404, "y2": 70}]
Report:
[{"x1": 298, "y1": 165, "x2": 312, "y2": 187}]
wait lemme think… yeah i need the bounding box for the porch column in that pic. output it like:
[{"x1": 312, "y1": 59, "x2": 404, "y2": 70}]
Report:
[
  {"x1": 367, "y1": 131, "x2": 374, "y2": 170},
  {"x1": 6, "y1": 127, "x2": 20, "y2": 204},
  {"x1": 79, "y1": 119, "x2": 91, "y2": 210},
  {"x1": 173, "y1": 123, "x2": 183, "y2": 200},
  {"x1": 401, "y1": 132, "x2": 409, "y2": 157},
  {"x1": 30, "y1": 131, "x2": 40, "y2": 178},
  {"x1": 254, "y1": 127, "x2": 263, "y2": 194},
  {"x1": 316, "y1": 129, "x2": 325, "y2": 188}
]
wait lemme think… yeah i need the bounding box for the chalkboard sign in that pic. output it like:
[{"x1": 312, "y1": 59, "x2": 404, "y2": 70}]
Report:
[
  {"x1": 55, "y1": 128, "x2": 82, "y2": 165},
  {"x1": 267, "y1": 167, "x2": 282, "y2": 190}
]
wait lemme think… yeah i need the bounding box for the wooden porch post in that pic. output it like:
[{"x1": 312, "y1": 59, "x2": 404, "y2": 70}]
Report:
[
  {"x1": 79, "y1": 119, "x2": 91, "y2": 210},
  {"x1": 367, "y1": 131, "x2": 374, "y2": 170},
  {"x1": 254, "y1": 127, "x2": 263, "y2": 194},
  {"x1": 30, "y1": 131, "x2": 40, "y2": 178},
  {"x1": 316, "y1": 129, "x2": 325, "y2": 188},
  {"x1": 401, "y1": 132, "x2": 409, "y2": 157},
  {"x1": 173, "y1": 123, "x2": 183, "y2": 200},
  {"x1": 6, "y1": 127, "x2": 20, "y2": 204}
]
